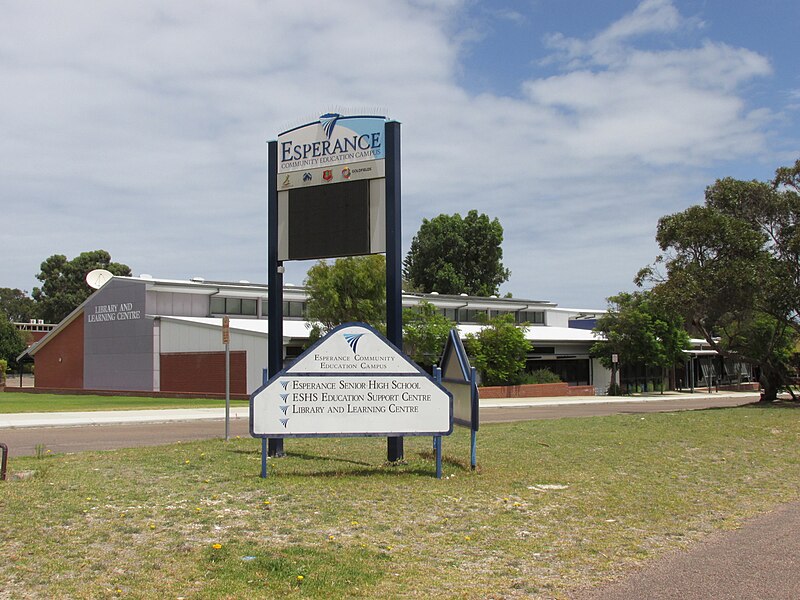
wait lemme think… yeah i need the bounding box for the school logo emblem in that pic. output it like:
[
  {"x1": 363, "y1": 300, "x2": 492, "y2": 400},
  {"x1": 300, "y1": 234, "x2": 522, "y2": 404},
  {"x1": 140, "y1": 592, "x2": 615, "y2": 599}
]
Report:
[
  {"x1": 323, "y1": 170, "x2": 333, "y2": 182},
  {"x1": 319, "y1": 113, "x2": 341, "y2": 139}
]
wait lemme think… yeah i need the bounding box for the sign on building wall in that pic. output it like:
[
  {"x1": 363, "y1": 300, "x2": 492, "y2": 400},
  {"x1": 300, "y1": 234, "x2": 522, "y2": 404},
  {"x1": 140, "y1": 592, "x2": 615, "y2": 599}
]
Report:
[
  {"x1": 83, "y1": 278, "x2": 152, "y2": 392},
  {"x1": 276, "y1": 114, "x2": 388, "y2": 262},
  {"x1": 251, "y1": 323, "x2": 452, "y2": 438}
]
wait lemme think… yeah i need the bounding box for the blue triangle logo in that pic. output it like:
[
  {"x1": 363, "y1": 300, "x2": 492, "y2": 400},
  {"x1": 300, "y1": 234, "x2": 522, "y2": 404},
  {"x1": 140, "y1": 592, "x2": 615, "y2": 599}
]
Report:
[{"x1": 279, "y1": 418, "x2": 289, "y2": 428}]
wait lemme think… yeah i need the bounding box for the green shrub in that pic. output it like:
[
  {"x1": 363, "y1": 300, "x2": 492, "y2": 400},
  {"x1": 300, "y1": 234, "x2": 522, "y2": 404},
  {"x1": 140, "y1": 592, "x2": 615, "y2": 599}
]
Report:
[
  {"x1": 466, "y1": 314, "x2": 529, "y2": 386},
  {"x1": 522, "y1": 368, "x2": 562, "y2": 385},
  {"x1": 0, "y1": 358, "x2": 7, "y2": 383}
]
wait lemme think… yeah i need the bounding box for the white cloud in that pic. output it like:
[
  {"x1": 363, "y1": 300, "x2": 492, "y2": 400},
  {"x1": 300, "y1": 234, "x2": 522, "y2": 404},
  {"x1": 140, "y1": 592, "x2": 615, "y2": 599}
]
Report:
[{"x1": 0, "y1": 0, "x2": 787, "y2": 307}]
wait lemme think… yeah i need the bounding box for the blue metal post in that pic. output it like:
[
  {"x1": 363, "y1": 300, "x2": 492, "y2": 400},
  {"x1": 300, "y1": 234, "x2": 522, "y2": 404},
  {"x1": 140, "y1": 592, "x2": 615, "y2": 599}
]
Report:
[
  {"x1": 260, "y1": 368, "x2": 269, "y2": 478},
  {"x1": 470, "y1": 430, "x2": 477, "y2": 471},
  {"x1": 261, "y1": 438, "x2": 268, "y2": 478},
  {"x1": 433, "y1": 366, "x2": 441, "y2": 453},
  {"x1": 434, "y1": 436, "x2": 442, "y2": 479}
]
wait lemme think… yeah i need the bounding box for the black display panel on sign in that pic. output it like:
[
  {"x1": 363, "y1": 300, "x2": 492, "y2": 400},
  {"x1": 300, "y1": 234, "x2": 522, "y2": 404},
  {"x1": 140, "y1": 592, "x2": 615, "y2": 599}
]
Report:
[{"x1": 287, "y1": 179, "x2": 371, "y2": 261}]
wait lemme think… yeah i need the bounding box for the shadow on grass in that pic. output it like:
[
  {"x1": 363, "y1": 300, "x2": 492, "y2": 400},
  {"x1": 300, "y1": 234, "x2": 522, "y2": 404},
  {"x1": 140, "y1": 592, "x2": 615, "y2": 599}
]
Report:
[
  {"x1": 743, "y1": 400, "x2": 800, "y2": 410},
  {"x1": 617, "y1": 401, "x2": 765, "y2": 416},
  {"x1": 257, "y1": 451, "x2": 440, "y2": 477},
  {"x1": 277, "y1": 465, "x2": 437, "y2": 478},
  {"x1": 417, "y1": 449, "x2": 474, "y2": 472},
  {"x1": 282, "y1": 451, "x2": 372, "y2": 467}
]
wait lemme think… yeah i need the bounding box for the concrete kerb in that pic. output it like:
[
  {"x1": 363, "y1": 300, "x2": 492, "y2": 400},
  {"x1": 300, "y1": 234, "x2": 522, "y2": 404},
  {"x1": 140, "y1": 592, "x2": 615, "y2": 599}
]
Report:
[
  {"x1": 0, "y1": 407, "x2": 251, "y2": 429},
  {"x1": 479, "y1": 390, "x2": 762, "y2": 409},
  {"x1": 0, "y1": 392, "x2": 762, "y2": 429}
]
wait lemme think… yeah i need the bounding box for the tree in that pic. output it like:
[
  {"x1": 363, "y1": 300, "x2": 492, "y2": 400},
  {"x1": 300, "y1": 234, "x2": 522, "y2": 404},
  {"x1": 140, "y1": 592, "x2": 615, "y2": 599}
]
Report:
[
  {"x1": 637, "y1": 159, "x2": 800, "y2": 401},
  {"x1": 304, "y1": 255, "x2": 387, "y2": 334},
  {"x1": 402, "y1": 301, "x2": 454, "y2": 370},
  {"x1": 32, "y1": 250, "x2": 131, "y2": 323},
  {"x1": 0, "y1": 310, "x2": 27, "y2": 371},
  {"x1": 0, "y1": 288, "x2": 36, "y2": 323},
  {"x1": 465, "y1": 313, "x2": 529, "y2": 386},
  {"x1": 404, "y1": 210, "x2": 510, "y2": 296},
  {"x1": 591, "y1": 291, "x2": 690, "y2": 393}
]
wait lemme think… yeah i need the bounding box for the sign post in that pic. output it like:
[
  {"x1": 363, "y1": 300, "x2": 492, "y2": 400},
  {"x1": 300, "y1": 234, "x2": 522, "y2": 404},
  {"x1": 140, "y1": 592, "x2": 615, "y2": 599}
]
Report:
[
  {"x1": 439, "y1": 329, "x2": 480, "y2": 469},
  {"x1": 223, "y1": 316, "x2": 231, "y2": 441},
  {"x1": 266, "y1": 113, "x2": 405, "y2": 462}
]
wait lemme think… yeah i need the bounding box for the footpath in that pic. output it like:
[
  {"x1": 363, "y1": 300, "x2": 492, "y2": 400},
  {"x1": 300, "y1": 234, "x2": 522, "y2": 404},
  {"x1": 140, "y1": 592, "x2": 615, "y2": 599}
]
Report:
[{"x1": 571, "y1": 500, "x2": 800, "y2": 599}]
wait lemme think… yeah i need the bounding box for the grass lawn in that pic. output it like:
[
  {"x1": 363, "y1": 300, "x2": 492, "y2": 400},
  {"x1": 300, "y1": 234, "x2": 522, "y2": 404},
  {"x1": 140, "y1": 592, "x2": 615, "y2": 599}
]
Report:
[
  {"x1": 0, "y1": 391, "x2": 249, "y2": 413},
  {"x1": 1, "y1": 404, "x2": 799, "y2": 598}
]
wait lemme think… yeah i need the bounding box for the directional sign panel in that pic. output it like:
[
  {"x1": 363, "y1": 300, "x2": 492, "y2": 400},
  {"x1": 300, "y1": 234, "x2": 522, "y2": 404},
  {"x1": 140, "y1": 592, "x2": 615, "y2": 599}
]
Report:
[{"x1": 251, "y1": 323, "x2": 452, "y2": 438}]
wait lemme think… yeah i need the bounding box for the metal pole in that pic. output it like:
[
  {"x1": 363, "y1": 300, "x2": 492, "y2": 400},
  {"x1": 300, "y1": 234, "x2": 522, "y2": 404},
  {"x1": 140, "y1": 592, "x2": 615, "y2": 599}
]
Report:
[
  {"x1": 434, "y1": 436, "x2": 442, "y2": 479},
  {"x1": 267, "y1": 139, "x2": 285, "y2": 458},
  {"x1": 261, "y1": 369, "x2": 269, "y2": 478},
  {"x1": 225, "y1": 341, "x2": 230, "y2": 441},
  {"x1": 470, "y1": 430, "x2": 477, "y2": 470},
  {"x1": 385, "y1": 120, "x2": 403, "y2": 462},
  {"x1": 261, "y1": 438, "x2": 268, "y2": 478},
  {"x1": 0, "y1": 442, "x2": 7, "y2": 481}
]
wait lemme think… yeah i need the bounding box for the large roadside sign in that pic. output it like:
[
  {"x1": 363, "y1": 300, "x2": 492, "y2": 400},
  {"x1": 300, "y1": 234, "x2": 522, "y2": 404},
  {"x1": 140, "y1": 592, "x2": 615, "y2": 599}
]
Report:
[
  {"x1": 275, "y1": 114, "x2": 388, "y2": 262},
  {"x1": 251, "y1": 323, "x2": 453, "y2": 438}
]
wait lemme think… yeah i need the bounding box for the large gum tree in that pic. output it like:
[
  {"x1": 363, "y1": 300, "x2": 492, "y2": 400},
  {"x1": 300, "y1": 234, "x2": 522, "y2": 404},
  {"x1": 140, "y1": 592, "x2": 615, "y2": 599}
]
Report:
[{"x1": 638, "y1": 159, "x2": 800, "y2": 401}]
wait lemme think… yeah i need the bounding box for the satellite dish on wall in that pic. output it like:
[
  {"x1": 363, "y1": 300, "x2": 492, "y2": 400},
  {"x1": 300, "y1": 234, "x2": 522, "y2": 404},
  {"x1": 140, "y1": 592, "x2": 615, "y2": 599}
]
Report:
[{"x1": 86, "y1": 269, "x2": 113, "y2": 290}]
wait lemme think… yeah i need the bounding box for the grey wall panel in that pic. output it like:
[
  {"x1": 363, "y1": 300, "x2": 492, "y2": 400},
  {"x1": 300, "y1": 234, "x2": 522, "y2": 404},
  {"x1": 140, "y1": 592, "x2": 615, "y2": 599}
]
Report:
[
  {"x1": 192, "y1": 294, "x2": 209, "y2": 316},
  {"x1": 156, "y1": 292, "x2": 174, "y2": 315},
  {"x1": 84, "y1": 279, "x2": 153, "y2": 391}
]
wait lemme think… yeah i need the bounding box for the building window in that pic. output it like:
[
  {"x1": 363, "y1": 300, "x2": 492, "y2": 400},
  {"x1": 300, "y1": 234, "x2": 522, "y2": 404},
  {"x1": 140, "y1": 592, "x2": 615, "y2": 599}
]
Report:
[
  {"x1": 458, "y1": 309, "x2": 488, "y2": 323},
  {"x1": 211, "y1": 297, "x2": 257, "y2": 316},
  {"x1": 439, "y1": 308, "x2": 458, "y2": 321},
  {"x1": 517, "y1": 310, "x2": 545, "y2": 325},
  {"x1": 282, "y1": 301, "x2": 307, "y2": 318}
]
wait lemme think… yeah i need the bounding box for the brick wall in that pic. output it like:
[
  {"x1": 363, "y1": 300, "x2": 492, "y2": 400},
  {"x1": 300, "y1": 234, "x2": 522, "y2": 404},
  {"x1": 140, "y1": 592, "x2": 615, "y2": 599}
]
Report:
[
  {"x1": 34, "y1": 316, "x2": 84, "y2": 389},
  {"x1": 160, "y1": 351, "x2": 247, "y2": 395},
  {"x1": 479, "y1": 382, "x2": 595, "y2": 399}
]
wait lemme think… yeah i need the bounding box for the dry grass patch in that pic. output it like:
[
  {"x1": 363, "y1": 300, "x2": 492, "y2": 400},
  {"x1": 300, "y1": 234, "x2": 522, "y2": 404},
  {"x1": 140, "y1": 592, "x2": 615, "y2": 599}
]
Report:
[{"x1": 1, "y1": 404, "x2": 799, "y2": 598}]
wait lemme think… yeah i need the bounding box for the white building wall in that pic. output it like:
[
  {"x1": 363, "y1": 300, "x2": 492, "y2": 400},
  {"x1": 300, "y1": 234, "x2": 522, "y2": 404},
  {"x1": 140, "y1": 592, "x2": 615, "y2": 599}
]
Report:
[
  {"x1": 592, "y1": 358, "x2": 612, "y2": 394},
  {"x1": 159, "y1": 320, "x2": 268, "y2": 394},
  {"x1": 545, "y1": 310, "x2": 570, "y2": 328}
]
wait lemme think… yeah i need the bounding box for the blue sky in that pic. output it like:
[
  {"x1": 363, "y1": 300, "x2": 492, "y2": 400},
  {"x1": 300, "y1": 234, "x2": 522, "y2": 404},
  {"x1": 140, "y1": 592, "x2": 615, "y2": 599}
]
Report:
[{"x1": 1, "y1": 0, "x2": 798, "y2": 309}]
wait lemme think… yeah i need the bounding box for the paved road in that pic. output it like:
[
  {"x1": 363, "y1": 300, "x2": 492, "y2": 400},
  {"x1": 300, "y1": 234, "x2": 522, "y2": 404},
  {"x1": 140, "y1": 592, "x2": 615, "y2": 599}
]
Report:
[
  {"x1": 0, "y1": 392, "x2": 759, "y2": 457},
  {"x1": 0, "y1": 417, "x2": 253, "y2": 457},
  {"x1": 570, "y1": 501, "x2": 800, "y2": 600}
]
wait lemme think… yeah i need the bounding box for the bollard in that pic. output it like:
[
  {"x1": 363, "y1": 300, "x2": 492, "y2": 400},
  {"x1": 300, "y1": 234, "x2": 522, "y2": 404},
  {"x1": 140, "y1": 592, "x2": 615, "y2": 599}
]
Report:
[{"x1": 0, "y1": 443, "x2": 8, "y2": 481}]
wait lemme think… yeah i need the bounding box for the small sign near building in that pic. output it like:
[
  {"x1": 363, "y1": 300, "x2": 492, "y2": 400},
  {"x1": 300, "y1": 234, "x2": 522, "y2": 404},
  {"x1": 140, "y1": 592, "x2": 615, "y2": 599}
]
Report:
[
  {"x1": 222, "y1": 316, "x2": 230, "y2": 345},
  {"x1": 251, "y1": 323, "x2": 452, "y2": 438}
]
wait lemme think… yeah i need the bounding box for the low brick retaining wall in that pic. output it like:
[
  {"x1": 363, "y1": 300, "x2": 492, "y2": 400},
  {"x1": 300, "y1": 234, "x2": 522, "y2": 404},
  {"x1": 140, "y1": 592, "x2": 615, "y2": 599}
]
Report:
[{"x1": 479, "y1": 382, "x2": 595, "y2": 399}]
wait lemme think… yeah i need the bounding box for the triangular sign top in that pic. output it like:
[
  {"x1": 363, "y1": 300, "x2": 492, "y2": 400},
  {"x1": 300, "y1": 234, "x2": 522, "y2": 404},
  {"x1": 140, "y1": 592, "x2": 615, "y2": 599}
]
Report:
[
  {"x1": 286, "y1": 323, "x2": 420, "y2": 375},
  {"x1": 440, "y1": 329, "x2": 471, "y2": 382}
]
